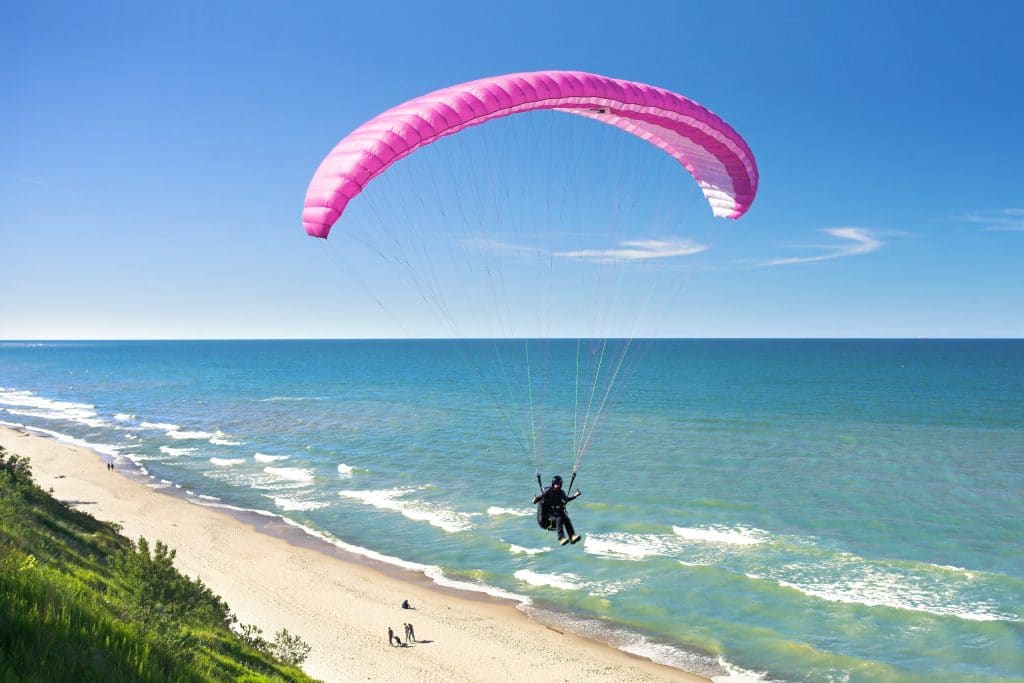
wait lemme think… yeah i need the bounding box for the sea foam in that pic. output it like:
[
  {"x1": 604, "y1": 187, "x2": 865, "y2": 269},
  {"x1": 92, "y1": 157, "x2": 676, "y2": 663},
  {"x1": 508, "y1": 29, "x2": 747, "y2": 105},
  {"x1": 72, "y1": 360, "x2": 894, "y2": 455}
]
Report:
[
  {"x1": 210, "y1": 431, "x2": 241, "y2": 446},
  {"x1": 159, "y1": 446, "x2": 196, "y2": 457},
  {"x1": 583, "y1": 525, "x2": 770, "y2": 562},
  {"x1": 761, "y1": 562, "x2": 1018, "y2": 622},
  {"x1": 672, "y1": 525, "x2": 769, "y2": 546},
  {"x1": 269, "y1": 495, "x2": 330, "y2": 511},
  {"x1": 167, "y1": 429, "x2": 216, "y2": 440},
  {"x1": 0, "y1": 389, "x2": 106, "y2": 427},
  {"x1": 508, "y1": 544, "x2": 549, "y2": 555},
  {"x1": 263, "y1": 466, "x2": 314, "y2": 483},
  {"x1": 254, "y1": 452, "x2": 289, "y2": 462},
  {"x1": 487, "y1": 506, "x2": 533, "y2": 517},
  {"x1": 8, "y1": 424, "x2": 121, "y2": 458},
  {"x1": 584, "y1": 533, "x2": 677, "y2": 560},
  {"x1": 140, "y1": 421, "x2": 180, "y2": 431},
  {"x1": 513, "y1": 569, "x2": 583, "y2": 591},
  {"x1": 338, "y1": 487, "x2": 473, "y2": 533}
]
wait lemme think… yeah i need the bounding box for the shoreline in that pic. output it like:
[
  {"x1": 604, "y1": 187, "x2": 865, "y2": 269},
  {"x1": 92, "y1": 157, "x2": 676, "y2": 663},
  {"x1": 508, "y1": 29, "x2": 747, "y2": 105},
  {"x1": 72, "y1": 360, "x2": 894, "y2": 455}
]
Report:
[{"x1": 1, "y1": 425, "x2": 710, "y2": 682}]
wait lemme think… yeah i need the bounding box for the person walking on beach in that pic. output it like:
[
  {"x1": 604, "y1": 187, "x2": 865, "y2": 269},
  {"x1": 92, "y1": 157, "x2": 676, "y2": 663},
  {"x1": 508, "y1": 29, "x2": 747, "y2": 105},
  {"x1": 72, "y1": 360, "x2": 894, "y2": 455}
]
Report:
[
  {"x1": 406, "y1": 622, "x2": 416, "y2": 643},
  {"x1": 533, "y1": 475, "x2": 582, "y2": 545},
  {"x1": 388, "y1": 626, "x2": 397, "y2": 646}
]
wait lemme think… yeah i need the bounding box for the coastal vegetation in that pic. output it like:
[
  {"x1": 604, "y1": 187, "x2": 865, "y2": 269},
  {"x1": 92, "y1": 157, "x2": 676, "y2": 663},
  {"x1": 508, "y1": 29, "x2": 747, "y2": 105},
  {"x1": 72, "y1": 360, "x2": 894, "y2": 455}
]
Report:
[{"x1": 0, "y1": 445, "x2": 319, "y2": 682}]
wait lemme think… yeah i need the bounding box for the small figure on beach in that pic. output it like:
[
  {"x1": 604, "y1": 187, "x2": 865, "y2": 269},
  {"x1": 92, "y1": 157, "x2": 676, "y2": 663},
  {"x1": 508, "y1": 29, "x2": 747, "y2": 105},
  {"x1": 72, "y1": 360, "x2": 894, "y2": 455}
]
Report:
[
  {"x1": 388, "y1": 626, "x2": 398, "y2": 646},
  {"x1": 401, "y1": 599, "x2": 412, "y2": 609},
  {"x1": 533, "y1": 475, "x2": 582, "y2": 546},
  {"x1": 405, "y1": 622, "x2": 416, "y2": 643}
]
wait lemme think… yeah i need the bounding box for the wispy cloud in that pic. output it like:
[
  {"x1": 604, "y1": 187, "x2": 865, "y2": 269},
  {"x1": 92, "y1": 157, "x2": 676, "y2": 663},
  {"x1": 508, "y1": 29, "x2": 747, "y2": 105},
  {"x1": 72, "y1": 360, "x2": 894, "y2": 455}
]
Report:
[
  {"x1": 0, "y1": 173, "x2": 48, "y2": 187},
  {"x1": 960, "y1": 208, "x2": 1024, "y2": 232},
  {"x1": 758, "y1": 227, "x2": 883, "y2": 267},
  {"x1": 457, "y1": 236, "x2": 537, "y2": 256},
  {"x1": 554, "y1": 239, "x2": 707, "y2": 263},
  {"x1": 456, "y1": 236, "x2": 707, "y2": 264}
]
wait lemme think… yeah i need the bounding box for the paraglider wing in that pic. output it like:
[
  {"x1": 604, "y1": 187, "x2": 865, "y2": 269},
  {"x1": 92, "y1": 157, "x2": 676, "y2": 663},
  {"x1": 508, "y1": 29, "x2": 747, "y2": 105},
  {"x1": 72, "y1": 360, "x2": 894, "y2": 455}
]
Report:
[{"x1": 302, "y1": 70, "x2": 758, "y2": 238}]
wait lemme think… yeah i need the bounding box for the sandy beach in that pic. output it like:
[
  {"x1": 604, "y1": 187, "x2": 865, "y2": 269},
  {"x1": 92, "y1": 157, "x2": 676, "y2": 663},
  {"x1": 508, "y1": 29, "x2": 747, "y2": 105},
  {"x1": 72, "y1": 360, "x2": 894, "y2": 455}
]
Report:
[{"x1": 2, "y1": 426, "x2": 705, "y2": 683}]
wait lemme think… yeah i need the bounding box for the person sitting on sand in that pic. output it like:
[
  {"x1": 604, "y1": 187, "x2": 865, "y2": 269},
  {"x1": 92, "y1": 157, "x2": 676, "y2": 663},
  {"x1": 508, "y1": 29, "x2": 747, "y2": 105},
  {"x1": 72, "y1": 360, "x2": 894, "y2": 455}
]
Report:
[
  {"x1": 533, "y1": 475, "x2": 582, "y2": 545},
  {"x1": 401, "y1": 599, "x2": 411, "y2": 609}
]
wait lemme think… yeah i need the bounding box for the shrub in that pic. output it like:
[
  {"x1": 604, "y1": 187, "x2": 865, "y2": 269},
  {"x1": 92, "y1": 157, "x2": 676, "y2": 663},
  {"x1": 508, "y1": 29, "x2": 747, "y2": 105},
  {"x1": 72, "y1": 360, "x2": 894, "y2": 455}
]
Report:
[{"x1": 269, "y1": 629, "x2": 312, "y2": 667}]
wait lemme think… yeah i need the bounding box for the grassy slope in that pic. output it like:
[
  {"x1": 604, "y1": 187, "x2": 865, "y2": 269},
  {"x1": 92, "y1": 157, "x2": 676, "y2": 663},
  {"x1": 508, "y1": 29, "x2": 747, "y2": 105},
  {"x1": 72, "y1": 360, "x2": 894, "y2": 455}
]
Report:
[{"x1": 0, "y1": 446, "x2": 321, "y2": 683}]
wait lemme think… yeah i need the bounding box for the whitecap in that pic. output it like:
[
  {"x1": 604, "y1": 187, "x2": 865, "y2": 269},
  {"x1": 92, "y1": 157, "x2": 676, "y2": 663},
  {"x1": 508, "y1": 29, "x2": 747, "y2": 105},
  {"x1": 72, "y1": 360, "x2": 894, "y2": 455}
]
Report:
[
  {"x1": 210, "y1": 457, "x2": 245, "y2": 467},
  {"x1": 487, "y1": 506, "x2": 533, "y2": 517},
  {"x1": 731, "y1": 546, "x2": 1018, "y2": 623},
  {"x1": 9, "y1": 424, "x2": 121, "y2": 458},
  {"x1": 589, "y1": 578, "x2": 642, "y2": 597},
  {"x1": 261, "y1": 396, "x2": 321, "y2": 402},
  {"x1": 264, "y1": 466, "x2": 314, "y2": 482},
  {"x1": 269, "y1": 496, "x2": 330, "y2": 511},
  {"x1": 210, "y1": 433, "x2": 242, "y2": 446},
  {"x1": 140, "y1": 421, "x2": 180, "y2": 431},
  {"x1": 0, "y1": 389, "x2": 104, "y2": 427},
  {"x1": 159, "y1": 446, "x2": 196, "y2": 457},
  {"x1": 254, "y1": 452, "x2": 289, "y2": 462},
  {"x1": 113, "y1": 413, "x2": 135, "y2": 421},
  {"x1": 513, "y1": 569, "x2": 583, "y2": 591},
  {"x1": 584, "y1": 533, "x2": 680, "y2": 560},
  {"x1": 770, "y1": 573, "x2": 1013, "y2": 622},
  {"x1": 5, "y1": 407, "x2": 106, "y2": 428},
  {"x1": 338, "y1": 487, "x2": 473, "y2": 533},
  {"x1": 337, "y1": 463, "x2": 356, "y2": 476},
  {"x1": 167, "y1": 429, "x2": 215, "y2": 440},
  {"x1": 672, "y1": 525, "x2": 769, "y2": 546},
  {"x1": 509, "y1": 544, "x2": 549, "y2": 555}
]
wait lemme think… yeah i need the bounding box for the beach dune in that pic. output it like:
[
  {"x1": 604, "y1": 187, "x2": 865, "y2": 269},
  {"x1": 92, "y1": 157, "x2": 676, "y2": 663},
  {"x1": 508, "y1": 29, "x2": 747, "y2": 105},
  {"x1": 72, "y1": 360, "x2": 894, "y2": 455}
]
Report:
[{"x1": 1, "y1": 427, "x2": 704, "y2": 682}]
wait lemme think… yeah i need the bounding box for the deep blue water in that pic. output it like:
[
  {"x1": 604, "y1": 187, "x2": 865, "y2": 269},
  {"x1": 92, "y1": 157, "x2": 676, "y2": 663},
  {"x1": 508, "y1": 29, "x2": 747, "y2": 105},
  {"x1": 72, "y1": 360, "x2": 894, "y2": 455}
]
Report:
[{"x1": 2, "y1": 339, "x2": 1022, "y2": 682}]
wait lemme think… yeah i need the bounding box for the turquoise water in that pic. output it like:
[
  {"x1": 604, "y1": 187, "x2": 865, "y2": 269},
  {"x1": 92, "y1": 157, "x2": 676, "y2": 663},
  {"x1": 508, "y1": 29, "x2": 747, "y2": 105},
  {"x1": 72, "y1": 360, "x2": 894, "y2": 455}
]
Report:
[{"x1": 1, "y1": 339, "x2": 1022, "y2": 681}]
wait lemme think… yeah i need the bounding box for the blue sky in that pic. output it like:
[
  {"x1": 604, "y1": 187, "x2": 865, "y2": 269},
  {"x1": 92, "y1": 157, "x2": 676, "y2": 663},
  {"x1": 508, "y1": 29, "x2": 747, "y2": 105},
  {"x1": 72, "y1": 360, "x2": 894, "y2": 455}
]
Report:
[{"x1": 3, "y1": 1, "x2": 1021, "y2": 339}]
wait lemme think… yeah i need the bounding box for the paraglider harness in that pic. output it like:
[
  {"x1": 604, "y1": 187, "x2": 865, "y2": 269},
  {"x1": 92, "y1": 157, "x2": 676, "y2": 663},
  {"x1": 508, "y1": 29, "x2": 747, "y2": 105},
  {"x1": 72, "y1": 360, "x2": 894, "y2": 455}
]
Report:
[{"x1": 535, "y1": 471, "x2": 578, "y2": 530}]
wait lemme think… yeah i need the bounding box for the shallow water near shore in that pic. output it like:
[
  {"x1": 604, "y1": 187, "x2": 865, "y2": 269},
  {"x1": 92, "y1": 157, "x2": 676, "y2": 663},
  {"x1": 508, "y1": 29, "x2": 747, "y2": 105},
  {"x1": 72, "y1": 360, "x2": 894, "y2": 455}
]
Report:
[{"x1": 2, "y1": 339, "x2": 1022, "y2": 682}]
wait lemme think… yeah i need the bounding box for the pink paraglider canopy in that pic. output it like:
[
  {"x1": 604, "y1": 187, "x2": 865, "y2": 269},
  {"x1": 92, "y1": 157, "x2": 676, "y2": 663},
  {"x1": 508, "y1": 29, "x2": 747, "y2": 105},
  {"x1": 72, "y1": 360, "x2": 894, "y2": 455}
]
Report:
[{"x1": 303, "y1": 70, "x2": 758, "y2": 238}]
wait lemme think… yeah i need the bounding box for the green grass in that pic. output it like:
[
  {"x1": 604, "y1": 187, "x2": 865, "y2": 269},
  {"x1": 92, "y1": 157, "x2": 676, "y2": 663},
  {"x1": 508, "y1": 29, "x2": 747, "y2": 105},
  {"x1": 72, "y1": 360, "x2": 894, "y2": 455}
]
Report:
[{"x1": 0, "y1": 446, "x2": 321, "y2": 682}]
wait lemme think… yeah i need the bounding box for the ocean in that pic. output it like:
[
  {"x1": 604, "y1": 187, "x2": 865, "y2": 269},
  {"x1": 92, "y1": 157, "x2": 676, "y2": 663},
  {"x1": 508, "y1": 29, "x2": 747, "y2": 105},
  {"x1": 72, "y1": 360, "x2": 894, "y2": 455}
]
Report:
[{"x1": 1, "y1": 339, "x2": 1021, "y2": 682}]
